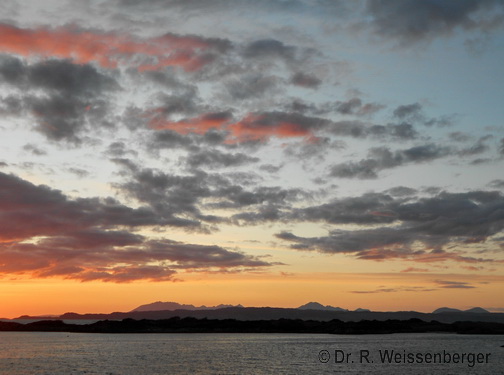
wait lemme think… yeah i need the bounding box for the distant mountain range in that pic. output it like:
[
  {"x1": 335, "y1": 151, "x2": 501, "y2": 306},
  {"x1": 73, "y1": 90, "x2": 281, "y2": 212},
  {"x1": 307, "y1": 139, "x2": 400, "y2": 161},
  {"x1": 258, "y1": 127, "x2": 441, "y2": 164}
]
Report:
[
  {"x1": 10, "y1": 302, "x2": 503, "y2": 324},
  {"x1": 297, "y1": 302, "x2": 370, "y2": 312},
  {"x1": 131, "y1": 301, "x2": 370, "y2": 313},
  {"x1": 131, "y1": 301, "x2": 244, "y2": 312}
]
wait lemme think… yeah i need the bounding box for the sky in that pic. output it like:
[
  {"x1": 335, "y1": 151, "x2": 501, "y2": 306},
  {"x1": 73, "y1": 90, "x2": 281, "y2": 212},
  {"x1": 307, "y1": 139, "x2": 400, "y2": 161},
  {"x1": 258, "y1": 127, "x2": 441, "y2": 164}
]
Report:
[{"x1": 0, "y1": 0, "x2": 503, "y2": 318}]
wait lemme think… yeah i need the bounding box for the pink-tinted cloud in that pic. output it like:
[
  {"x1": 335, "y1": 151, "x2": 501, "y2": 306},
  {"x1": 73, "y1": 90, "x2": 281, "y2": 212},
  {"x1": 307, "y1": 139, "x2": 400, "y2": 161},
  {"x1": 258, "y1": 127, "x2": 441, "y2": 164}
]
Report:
[
  {"x1": 148, "y1": 111, "x2": 233, "y2": 134},
  {"x1": 145, "y1": 110, "x2": 328, "y2": 143},
  {"x1": 400, "y1": 267, "x2": 429, "y2": 273},
  {"x1": 0, "y1": 23, "x2": 228, "y2": 71}
]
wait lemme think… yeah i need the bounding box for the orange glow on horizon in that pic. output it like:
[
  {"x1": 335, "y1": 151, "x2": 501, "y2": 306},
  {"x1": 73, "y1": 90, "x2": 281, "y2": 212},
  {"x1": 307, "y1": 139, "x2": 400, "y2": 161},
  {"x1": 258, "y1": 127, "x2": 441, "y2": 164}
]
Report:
[{"x1": 1, "y1": 272, "x2": 503, "y2": 319}]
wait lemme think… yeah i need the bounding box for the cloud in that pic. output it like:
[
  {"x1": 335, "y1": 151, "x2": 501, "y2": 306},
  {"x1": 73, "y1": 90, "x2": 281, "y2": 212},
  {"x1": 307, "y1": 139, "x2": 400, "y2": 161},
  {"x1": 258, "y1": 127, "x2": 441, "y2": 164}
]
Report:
[
  {"x1": 329, "y1": 144, "x2": 453, "y2": 179},
  {"x1": 0, "y1": 234, "x2": 271, "y2": 282},
  {"x1": 220, "y1": 74, "x2": 283, "y2": 101},
  {"x1": 385, "y1": 186, "x2": 418, "y2": 197},
  {"x1": 22, "y1": 144, "x2": 47, "y2": 156},
  {"x1": 0, "y1": 171, "x2": 188, "y2": 243},
  {"x1": 0, "y1": 171, "x2": 272, "y2": 282},
  {"x1": 275, "y1": 189, "x2": 504, "y2": 263},
  {"x1": 185, "y1": 149, "x2": 259, "y2": 169},
  {"x1": 242, "y1": 39, "x2": 296, "y2": 61},
  {"x1": 400, "y1": 267, "x2": 429, "y2": 273},
  {"x1": 0, "y1": 23, "x2": 230, "y2": 72},
  {"x1": 290, "y1": 72, "x2": 322, "y2": 89},
  {"x1": 112, "y1": 159, "x2": 304, "y2": 228},
  {"x1": 67, "y1": 167, "x2": 90, "y2": 178},
  {"x1": 392, "y1": 102, "x2": 455, "y2": 127},
  {"x1": 0, "y1": 56, "x2": 118, "y2": 143},
  {"x1": 488, "y1": 179, "x2": 504, "y2": 189},
  {"x1": 350, "y1": 286, "x2": 436, "y2": 293},
  {"x1": 434, "y1": 280, "x2": 476, "y2": 289},
  {"x1": 329, "y1": 120, "x2": 419, "y2": 140},
  {"x1": 334, "y1": 98, "x2": 384, "y2": 116},
  {"x1": 227, "y1": 112, "x2": 328, "y2": 142},
  {"x1": 283, "y1": 137, "x2": 345, "y2": 161},
  {"x1": 148, "y1": 111, "x2": 233, "y2": 136},
  {"x1": 393, "y1": 102, "x2": 423, "y2": 120},
  {"x1": 364, "y1": 0, "x2": 504, "y2": 46},
  {"x1": 458, "y1": 135, "x2": 491, "y2": 156},
  {"x1": 147, "y1": 111, "x2": 329, "y2": 143}
]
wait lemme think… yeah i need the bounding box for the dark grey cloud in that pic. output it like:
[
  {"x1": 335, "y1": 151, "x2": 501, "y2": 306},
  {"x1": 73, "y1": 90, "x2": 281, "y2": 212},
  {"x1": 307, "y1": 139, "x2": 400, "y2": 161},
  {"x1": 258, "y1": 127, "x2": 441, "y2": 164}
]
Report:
[
  {"x1": 0, "y1": 171, "x2": 187, "y2": 242},
  {"x1": 185, "y1": 149, "x2": 259, "y2": 169},
  {"x1": 458, "y1": 135, "x2": 491, "y2": 156},
  {"x1": 105, "y1": 141, "x2": 139, "y2": 157},
  {"x1": 112, "y1": 159, "x2": 304, "y2": 227},
  {"x1": 28, "y1": 59, "x2": 119, "y2": 96},
  {"x1": 365, "y1": 0, "x2": 504, "y2": 45},
  {"x1": 448, "y1": 131, "x2": 471, "y2": 142},
  {"x1": 243, "y1": 39, "x2": 296, "y2": 61},
  {"x1": 500, "y1": 137, "x2": 504, "y2": 155},
  {"x1": 277, "y1": 189, "x2": 504, "y2": 262},
  {"x1": 385, "y1": 186, "x2": 417, "y2": 197},
  {"x1": 334, "y1": 97, "x2": 384, "y2": 116},
  {"x1": 259, "y1": 164, "x2": 283, "y2": 173},
  {"x1": 111, "y1": 159, "x2": 213, "y2": 228},
  {"x1": 220, "y1": 74, "x2": 282, "y2": 101},
  {"x1": 150, "y1": 92, "x2": 200, "y2": 117},
  {"x1": 276, "y1": 228, "x2": 415, "y2": 253},
  {"x1": 67, "y1": 167, "x2": 90, "y2": 178},
  {"x1": 0, "y1": 54, "x2": 25, "y2": 85},
  {"x1": 22, "y1": 143, "x2": 47, "y2": 156},
  {"x1": 470, "y1": 158, "x2": 492, "y2": 165},
  {"x1": 329, "y1": 144, "x2": 452, "y2": 179},
  {"x1": 291, "y1": 192, "x2": 400, "y2": 225},
  {"x1": 0, "y1": 57, "x2": 118, "y2": 143},
  {"x1": 290, "y1": 72, "x2": 322, "y2": 88},
  {"x1": 393, "y1": 102, "x2": 455, "y2": 127},
  {"x1": 0, "y1": 95, "x2": 23, "y2": 116},
  {"x1": 329, "y1": 120, "x2": 419, "y2": 140},
  {"x1": 285, "y1": 98, "x2": 385, "y2": 118},
  {"x1": 284, "y1": 137, "x2": 345, "y2": 162},
  {"x1": 393, "y1": 102, "x2": 423, "y2": 120},
  {"x1": 136, "y1": 69, "x2": 197, "y2": 95}
]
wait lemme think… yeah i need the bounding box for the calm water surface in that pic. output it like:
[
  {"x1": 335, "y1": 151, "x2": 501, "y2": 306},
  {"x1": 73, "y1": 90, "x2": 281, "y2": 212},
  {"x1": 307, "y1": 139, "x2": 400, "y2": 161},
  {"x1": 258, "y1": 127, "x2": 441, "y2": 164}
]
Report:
[{"x1": 0, "y1": 332, "x2": 502, "y2": 374}]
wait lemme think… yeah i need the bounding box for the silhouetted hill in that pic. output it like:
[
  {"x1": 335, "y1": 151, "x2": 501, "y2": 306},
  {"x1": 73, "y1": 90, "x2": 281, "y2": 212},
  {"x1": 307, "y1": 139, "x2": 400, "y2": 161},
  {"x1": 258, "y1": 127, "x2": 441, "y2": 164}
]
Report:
[
  {"x1": 433, "y1": 307, "x2": 490, "y2": 314},
  {"x1": 465, "y1": 307, "x2": 490, "y2": 314}
]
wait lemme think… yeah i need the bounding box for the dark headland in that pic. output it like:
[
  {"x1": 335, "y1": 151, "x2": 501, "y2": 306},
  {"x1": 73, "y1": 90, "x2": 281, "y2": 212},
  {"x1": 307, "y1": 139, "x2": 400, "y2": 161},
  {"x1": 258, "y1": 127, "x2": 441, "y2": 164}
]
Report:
[{"x1": 1, "y1": 317, "x2": 504, "y2": 335}]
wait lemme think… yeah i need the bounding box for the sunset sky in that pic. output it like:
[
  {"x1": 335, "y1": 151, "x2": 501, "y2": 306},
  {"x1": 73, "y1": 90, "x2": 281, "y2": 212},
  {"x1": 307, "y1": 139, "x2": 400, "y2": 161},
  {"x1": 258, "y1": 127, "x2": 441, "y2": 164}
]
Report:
[{"x1": 1, "y1": 0, "x2": 504, "y2": 318}]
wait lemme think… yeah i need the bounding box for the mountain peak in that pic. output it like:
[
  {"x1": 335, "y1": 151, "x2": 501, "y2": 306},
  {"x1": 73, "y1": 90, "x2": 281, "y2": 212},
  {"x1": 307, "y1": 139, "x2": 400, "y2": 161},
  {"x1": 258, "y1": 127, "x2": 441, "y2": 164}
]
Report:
[
  {"x1": 432, "y1": 307, "x2": 490, "y2": 314},
  {"x1": 464, "y1": 307, "x2": 490, "y2": 314}
]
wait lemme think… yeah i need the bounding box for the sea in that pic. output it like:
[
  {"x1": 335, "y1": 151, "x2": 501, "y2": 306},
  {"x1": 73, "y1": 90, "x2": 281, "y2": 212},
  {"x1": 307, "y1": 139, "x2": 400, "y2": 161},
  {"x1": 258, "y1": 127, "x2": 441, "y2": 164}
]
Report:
[{"x1": 0, "y1": 332, "x2": 502, "y2": 374}]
